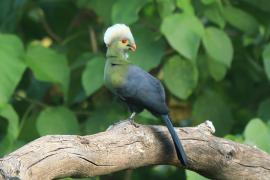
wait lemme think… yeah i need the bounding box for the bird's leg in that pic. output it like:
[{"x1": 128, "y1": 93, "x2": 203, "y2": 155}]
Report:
[{"x1": 128, "y1": 112, "x2": 138, "y2": 127}]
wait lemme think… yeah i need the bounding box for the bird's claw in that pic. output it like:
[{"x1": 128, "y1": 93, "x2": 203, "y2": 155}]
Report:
[{"x1": 128, "y1": 118, "x2": 139, "y2": 128}]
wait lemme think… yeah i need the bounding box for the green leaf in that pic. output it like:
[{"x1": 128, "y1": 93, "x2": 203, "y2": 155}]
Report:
[
  {"x1": 0, "y1": 104, "x2": 19, "y2": 156},
  {"x1": 129, "y1": 26, "x2": 165, "y2": 71},
  {"x1": 112, "y1": 0, "x2": 147, "y2": 25},
  {"x1": 224, "y1": 134, "x2": 244, "y2": 143},
  {"x1": 192, "y1": 90, "x2": 233, "y2": 136},
  {"x1": 207, "y1": 57, "x2": 228, "y2": 81},
  {"x1": 26, "y1": 45, "x2": 70, "y2": 97},
  {"x1": 176, "y1": 0, "x2": 194, "y2": 15},
  {"x1": 36, "y1": 106, "x2": 79, "y2": 136},
  {"x1": 82, "y1": 56, "x2": 105, "y2": 96},
  {"x1": 163, "y1": 56, "x2": 198, "y2": 99},
  {"x1": 0, "y1": 34, "x2": 24, "y2": 57},
  {"x1": 204, "y1": 3, "x2": 225, "y2": 28},
  {"x1": 161, "y1": 13, "x2": 204, "y2": 60},
  {"x1": 257, "y1": 98, "x2": 270, "y2": 122},
  {"x1": 201, "y1": 0, "x2": 216, "y2": 4},
  {"x1": 202, "y1": 27, "x2": 233, "y2": 67},
  {"x1": 263, "y1": 43, "x2": 270, "y2": 81},
  {"x1": 0, "y1": 34, "x2": 26, "y2": 107},
  {"x1": 84, "y1": 101, "x2": 127, "y2": 134},
  {"x1": 244, "y1": 118, "x2": 270, "y2": 152},
  {"x1": 156, "y1": 0, "x2": 175, "y2": 19},
  {"x1": 223, "y1": 6, "x2": 259, "y2": 34},
  {"x1": 186, "y1": 170, "x2": 208, "y2": 180},
  {"x1": 240, "y1": 0, "x2": 270, "y2": 13},
  {"x1": 76, "y1": 0, "x2": 115, "y2": 24}
]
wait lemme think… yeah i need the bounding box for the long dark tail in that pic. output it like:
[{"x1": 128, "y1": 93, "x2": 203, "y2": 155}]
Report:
[{"x1": 161, "y1": 115, "x2": 188, "y2": 166}]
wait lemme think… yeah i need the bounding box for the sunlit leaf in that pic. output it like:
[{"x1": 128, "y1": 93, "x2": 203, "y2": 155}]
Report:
[
  {"x1": 0, "y1": 34, "x2": 26, "y2": 107},
  {"x1": 186, "y1": 170, "x2": 208, "y2": 180},
  {"x1": 156, "y1": 0, "x2": 175, "y2": 19},
  {"x1": 161, "y1": 13, "x2": 204, "y2": 60},
  {"x1": 26, "y1": 45, "x2": 70, "y2": 97},
  {"x1": 129, "y1": 26, "x2": 165, "y2": 71},
  {"x1": 244, "y1": 118, "x2": 270, "y2": 152},
  {"x1": 224, "y1": 134, "x2": 244, "y2": 143},
  {"x1": 36, "y1": 106, "x2": 79, "y2": 136},
  {"x1": 112, "y1": 0, "x2": 147, "y2": 25},
  {"x1": 176, "y1": 0, "x2": 194, "y2": 15},
  {"x1": 0, "y1": 104, "x2": 19, "y2": 156},
  {"x1": 202, "y1": 27, "x2": 233, "y2": 67},
  {"x1": 163, "y1": 56, "x2": 198, "y2": 99},
  {"x1": 207, "y1": 58, "x2": 227, "y2": 81},
  {"x1": 82, "y1": 56, "x2": 105, "y2": 96},
  {"x1": 204, "y1": 3, "x2": 225, "y2": 28},
  {"x1": 223, "y1": 6, "x2": 259, "y2": 34}
]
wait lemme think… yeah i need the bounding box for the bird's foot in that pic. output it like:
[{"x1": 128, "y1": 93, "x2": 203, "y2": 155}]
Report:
[{"x1": 128, "y1": 118, "x2": 139, "y2": 128}]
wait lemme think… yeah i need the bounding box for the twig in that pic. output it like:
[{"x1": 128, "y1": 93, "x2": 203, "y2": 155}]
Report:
[{"x1": 89, "y1": 26, "x2": 98, "y2": 53}]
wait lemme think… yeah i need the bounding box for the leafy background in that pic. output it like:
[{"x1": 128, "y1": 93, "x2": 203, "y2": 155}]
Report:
[{"x1": 0, "y1": 0, "x2": 270, "y2": 179}]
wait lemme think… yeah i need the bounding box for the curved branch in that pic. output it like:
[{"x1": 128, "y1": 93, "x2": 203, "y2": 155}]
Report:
[{"x1": 0, "y1": 120, "x2": 269, "y2": 180}]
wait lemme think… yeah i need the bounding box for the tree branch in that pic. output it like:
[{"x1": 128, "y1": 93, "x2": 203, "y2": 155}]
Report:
[{"x1": 0, "y1": 120, "x2": 269, "y2": 180}]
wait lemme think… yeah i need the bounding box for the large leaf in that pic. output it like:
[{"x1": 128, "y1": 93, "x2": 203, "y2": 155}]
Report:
[
  {"x1": 129, "y1": 26, "x2": 165, "y2": 71},
  {"x1": 244, "y1": 118, "x2": 270, "y2": 152},
  {"x1": 202, "y1": 27, "x2": 233, "y2": 67},
  {"x1": 112, "y1": 0, "x2": 147, "y2": 25},
  {"x1": 204, "y1": 2, "x2": 225, "y2": 28},
  {"x1": 156, "y1": 0, "x2": 175, "y2": 19},
  {"x1": 161, "y1": 13, "x2": 204, "y2": 60},
  {"x1": 176, "y1": 0, "x2": 194, "y2": 15},
  {"x1": 192, "y1": 90, "x2": 233, "y2": 136},
  {"x1": 163, "y1": 56, "x2": 198, "y2": 100},
  {"x1": 263, "y1": 43, "x2": 270, "y2": 81},
  {"x1": 223, "y1": 6, "x2": 259, "y2": 34},
  {"x1": 0, "y1": 34, "x2": 24, "y2": 57},
  {"x1": 207, "y1": 57, "x2": 227, "y2": 81},
  {"x1": 76, "y1": 0, "x2": 115, "y2": 24},
  {"x1": 0, "y1": 34, "x2": 26, "y2": 107},
  {"x1": 82, "y1": 56, "x2": 105, "y2": 96},
  {"x1": 36, "y1": 106, "x2": 79, "y2": 136},
  {"x1": 26, "y1": 45, "x2": 70, "y2": 97},
  {"x1": 186, "y1": 170, "x2": 208, "y2": 180},
  {"x1": 0, "y1": 104, "x2": 19, "y2": 156}
]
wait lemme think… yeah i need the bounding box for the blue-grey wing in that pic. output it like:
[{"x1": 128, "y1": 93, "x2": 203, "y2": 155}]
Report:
[{"x1": 116, "y1": 65, "x2": 168, "y2": 115}]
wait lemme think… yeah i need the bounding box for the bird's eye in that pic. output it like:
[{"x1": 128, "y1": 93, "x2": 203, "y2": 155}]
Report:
[{"x1": 121, "y1": 39, "x2": 128, "y2": 44}]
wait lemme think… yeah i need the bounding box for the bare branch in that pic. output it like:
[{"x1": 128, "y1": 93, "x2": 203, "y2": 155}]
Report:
[
  {"x1": 89, "y1": 26, "x2": 98, "y2": 53},
  {"x1": 0, "y1": 120, "x2": 269, "y2": 180}
]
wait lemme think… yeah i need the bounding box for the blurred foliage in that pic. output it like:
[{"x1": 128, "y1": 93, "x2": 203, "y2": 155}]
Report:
[{"x1": 0, "y1": 0, "x2": 270, "y2": 179}]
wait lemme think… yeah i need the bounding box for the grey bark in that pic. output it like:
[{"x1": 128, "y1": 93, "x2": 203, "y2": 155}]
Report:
[{"x1": 0, "y1": 120, "x2": 269, "y2": 180}]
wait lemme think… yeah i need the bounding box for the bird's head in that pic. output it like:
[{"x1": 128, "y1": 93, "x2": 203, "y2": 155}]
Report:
[{"x1": 104, "y1": 24, "x2": 136, "y2": 53}]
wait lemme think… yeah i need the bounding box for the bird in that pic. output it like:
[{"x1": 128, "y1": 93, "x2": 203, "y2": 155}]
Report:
[{"x1": 103, "y1": 24, "x2": 188, "y2": 166}]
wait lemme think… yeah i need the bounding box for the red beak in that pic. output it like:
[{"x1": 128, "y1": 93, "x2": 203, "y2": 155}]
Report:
[{"x1": 130, "y1": 44, "x2": 136, "y2": 52}]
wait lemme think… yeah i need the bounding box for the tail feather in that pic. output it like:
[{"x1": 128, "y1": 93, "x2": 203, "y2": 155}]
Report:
[{"x1": 161, "y1": 115, "x2": 188, "y2": 166}]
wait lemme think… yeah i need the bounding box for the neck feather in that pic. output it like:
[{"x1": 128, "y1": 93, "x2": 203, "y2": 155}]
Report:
[{"x1": 106, "y1": 47, "x2": 130, "y2": 64}]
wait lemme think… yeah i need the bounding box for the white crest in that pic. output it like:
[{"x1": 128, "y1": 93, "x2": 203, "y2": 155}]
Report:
[{"x1": 104, "y1": 24, "x2": 134, "y2": 45}]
